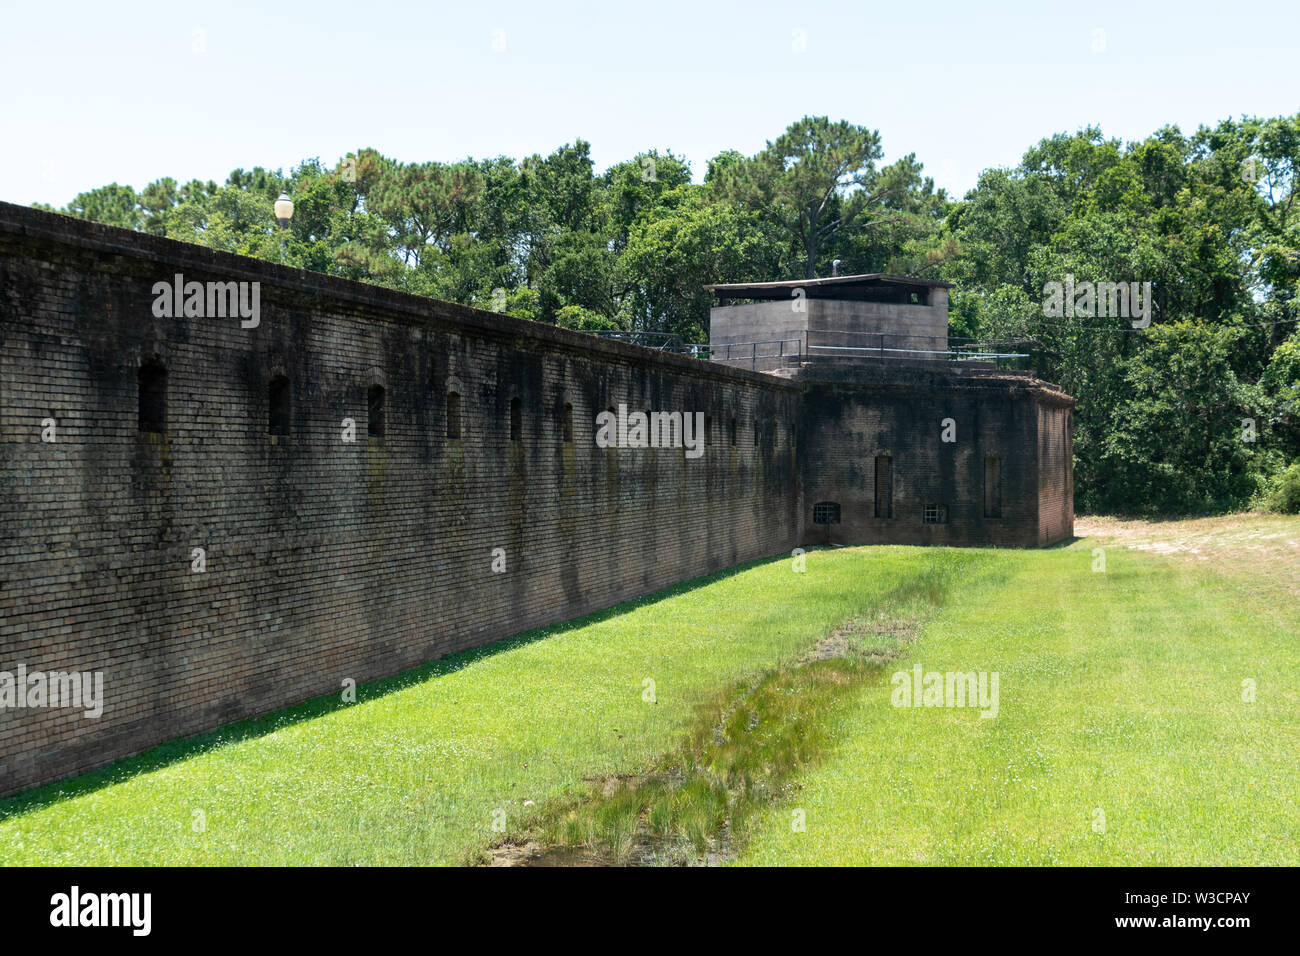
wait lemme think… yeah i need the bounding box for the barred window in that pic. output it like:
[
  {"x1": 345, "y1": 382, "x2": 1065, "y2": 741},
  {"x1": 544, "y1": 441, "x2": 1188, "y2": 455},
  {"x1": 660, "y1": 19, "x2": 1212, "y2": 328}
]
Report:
[
  {"x1": 923, "y1": 503, "x2": 949, "y2": 525},
  {"x1": 813, "y1": 501, "x2": 841, "y2": 524}
]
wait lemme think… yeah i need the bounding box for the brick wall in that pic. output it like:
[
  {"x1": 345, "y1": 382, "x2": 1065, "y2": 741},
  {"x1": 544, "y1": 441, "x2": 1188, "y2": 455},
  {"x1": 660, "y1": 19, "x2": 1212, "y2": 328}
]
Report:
[
  {"x1": 0, "y1": 202, "x2": 1075, "y2": 797},
  {"x1": 796, "y1": 365, "x2": 1073, "y2": 548},
  {"x1": 0, "y1": 203, "x2": 801, "y2": 796}
]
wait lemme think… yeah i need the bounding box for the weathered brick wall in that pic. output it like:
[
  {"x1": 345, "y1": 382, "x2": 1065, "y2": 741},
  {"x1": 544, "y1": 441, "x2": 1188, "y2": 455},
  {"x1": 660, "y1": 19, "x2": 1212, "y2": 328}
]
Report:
[
  {"x1": 795, "y1": 365, "x2": 1070, "y2": 548},
  {"x1": 0, "y1": 203, "x2": 801, "y2": 796},
  {"x1": 0, "y1": 203, "x2": 1075, "y2": 797}
]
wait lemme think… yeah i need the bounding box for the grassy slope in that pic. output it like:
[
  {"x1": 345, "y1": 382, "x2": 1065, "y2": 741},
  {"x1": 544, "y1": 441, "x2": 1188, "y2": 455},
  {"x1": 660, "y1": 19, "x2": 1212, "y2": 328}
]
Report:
[
  {"x1": 0, "y1": 549, "x2": 959, "y2": 866},
  {"x1": 735, "y1": 540, "x2": 1300, "y2": 866},
  {"x1": 5, "y1": 527, "x2": 1295, "y2": 867}
]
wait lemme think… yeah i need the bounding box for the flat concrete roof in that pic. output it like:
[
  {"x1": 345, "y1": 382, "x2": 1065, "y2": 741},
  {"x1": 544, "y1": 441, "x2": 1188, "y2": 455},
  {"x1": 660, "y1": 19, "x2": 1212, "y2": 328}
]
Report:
[{"x1": 705, "y1": 273, "x2": 954, "y2": 301}]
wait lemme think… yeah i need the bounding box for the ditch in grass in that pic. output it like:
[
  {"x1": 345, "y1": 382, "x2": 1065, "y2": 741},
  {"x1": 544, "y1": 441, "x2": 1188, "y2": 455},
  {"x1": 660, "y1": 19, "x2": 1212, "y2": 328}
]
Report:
[{"x1": 481, "y1": 569, "x2": 954, "y2": 866}]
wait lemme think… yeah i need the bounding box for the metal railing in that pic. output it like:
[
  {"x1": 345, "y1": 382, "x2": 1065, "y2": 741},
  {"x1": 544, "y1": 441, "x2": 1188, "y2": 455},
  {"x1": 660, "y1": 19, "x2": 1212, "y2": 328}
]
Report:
[
  {"x1": 581, "y1": 328, "x2": 1032, "y2": 370},
  {"x1": 585, "y1": 330, "x2": 687, "y2": 351},
  {"x1": 803, "y1": 329, "x2": 1030, "y2": 364},
  {"x1": 583, "y1": 330, "x2": 802, "y2": 369},
  {"x1": 709, "y1": 338, "x2": 804, "y2": 370}
]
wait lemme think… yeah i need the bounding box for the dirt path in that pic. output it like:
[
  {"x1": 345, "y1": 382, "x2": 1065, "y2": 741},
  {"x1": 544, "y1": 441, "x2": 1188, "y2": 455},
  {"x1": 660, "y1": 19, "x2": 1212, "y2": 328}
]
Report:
[{"x1": 1075, "y1": 513, "x2": 1300, "y2": 600}]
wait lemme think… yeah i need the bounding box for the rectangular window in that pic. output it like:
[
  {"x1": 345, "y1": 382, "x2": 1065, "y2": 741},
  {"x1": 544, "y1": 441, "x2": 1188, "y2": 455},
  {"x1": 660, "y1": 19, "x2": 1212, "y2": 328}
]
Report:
[
  {"x1": 367, "y1": 384, "x2": 385, "y2": 438},
  {"x1": 268, "y1": 375, "x2": 291, "y2": 437},
  {"x1": 984, "y1": 456, "x2": 1002, "y2": 518},
  {"x1": 138, "y1": 359, "x2": 166, "y2": 434},
  {"x1": 923, "y1": 503, "x2": 949, "y2": 525},
  {"x1": 874, "y1": 455, "x2": 892, "y2": 518},
  {"x1": 813, "y1": 501, "x2": 841, "y2": 524},
  {"x1": 510, "y1": 397, "x2": 521, "y2": 441},
  {"x1": 446, "y1": 391, "x2": 461, "y2": 439}
]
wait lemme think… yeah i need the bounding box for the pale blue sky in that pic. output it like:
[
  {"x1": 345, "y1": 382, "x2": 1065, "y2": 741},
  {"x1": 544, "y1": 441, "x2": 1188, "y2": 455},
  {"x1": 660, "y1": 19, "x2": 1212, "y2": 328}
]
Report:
[{"x1": 2, "y1": 0, "x2": 1296, "y2": 207}]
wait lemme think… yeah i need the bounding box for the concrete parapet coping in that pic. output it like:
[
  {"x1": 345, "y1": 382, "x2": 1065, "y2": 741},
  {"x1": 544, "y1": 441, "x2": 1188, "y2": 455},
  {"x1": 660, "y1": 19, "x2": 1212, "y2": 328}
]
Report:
[{"x1": 787, "y1": 361, "x2": 1076, "y2": 407}]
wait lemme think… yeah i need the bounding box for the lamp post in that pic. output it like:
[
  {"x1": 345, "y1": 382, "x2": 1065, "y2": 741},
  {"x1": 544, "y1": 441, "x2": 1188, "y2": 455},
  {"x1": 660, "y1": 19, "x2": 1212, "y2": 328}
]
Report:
[{"x1": 274, "y1": 192, "x2": 294, "y2": 264}]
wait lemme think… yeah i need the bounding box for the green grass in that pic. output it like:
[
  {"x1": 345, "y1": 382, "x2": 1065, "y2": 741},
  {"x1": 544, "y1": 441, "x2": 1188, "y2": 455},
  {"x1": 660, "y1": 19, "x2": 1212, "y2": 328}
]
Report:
[
  {"x1": 734, "y1": 543, "x2": 1300, "y2": 866},
  {"x1": 0, "y1": 548, "x2": 959, "y2": 866},
  {"x1": 5, "y1": 532, "x2": 1296, "y2": 867},
  {"x1": 517, "y1": 558, "x2": 986, "y2": 865}
]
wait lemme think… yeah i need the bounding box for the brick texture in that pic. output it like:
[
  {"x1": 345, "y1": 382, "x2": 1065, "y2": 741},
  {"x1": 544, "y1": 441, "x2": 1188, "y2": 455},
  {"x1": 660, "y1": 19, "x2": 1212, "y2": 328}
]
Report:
[
  {"x1": 796, "y1": 365, "x2": 1075, "y2": 548},
  {"x1": 0, "y1": 203, "x2": 1073, "y2": 797},
  {"x1": 0, "y1": 203, "x2": 800, "y2": 795}
]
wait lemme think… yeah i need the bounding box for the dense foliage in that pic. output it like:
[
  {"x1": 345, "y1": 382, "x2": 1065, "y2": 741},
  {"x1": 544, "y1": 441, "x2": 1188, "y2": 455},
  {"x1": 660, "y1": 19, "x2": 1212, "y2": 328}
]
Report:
[{"x1": 38, "y1": 115, "x2": 1300, "y2": 515}]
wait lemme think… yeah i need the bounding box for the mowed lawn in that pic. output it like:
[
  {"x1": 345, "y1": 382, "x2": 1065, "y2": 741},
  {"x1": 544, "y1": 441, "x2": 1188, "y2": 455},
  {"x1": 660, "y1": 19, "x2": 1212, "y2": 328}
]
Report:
[
  {"x1": 0, "y1": 548, "x2": 958, "y2": 866},
  {"x1": 737, "y1": 530, "x2": 1300, "y2": 866},
  {"x1": 3, "y1": 519, "x2": 1296, "y2": 866}
]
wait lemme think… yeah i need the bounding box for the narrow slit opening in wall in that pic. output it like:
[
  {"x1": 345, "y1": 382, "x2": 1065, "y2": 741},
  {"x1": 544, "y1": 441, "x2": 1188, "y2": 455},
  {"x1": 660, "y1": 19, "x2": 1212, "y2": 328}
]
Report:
[
  {"x1": 984, "y1": 455, "x2": 1002, "y2": 518},
  {"x1": 268, "y1": 375, "x2": 291, "y2": 436},
  {"x1": 728, "y1": 418, "x2": 736, "y2": 446},
  {"x1": 446, "y1": 391, "x2": 460, "y2": 439},
  {"x1": 1065, "y1": 417, "x2": 1074, "y2": 503},
  {"x1": 510, "y1": 397, "x2": 521, "y2": 441},
  {"x1": 562, "y1": 402, "x2": 574, "y2": 443},
  {"x1": 874, "y1": 455, "x2": 892, "y2": 518},
  {"x1": 138, "y1": 358, "x2": 166, "y2": 434},
  {"x1": 368, "y1": 384, "x2": 385, "y2": 437}
]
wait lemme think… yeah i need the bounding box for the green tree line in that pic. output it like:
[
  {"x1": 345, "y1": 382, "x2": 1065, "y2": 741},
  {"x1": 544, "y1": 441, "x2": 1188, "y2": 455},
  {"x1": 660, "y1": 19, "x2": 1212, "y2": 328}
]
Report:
[{"x1": 37, "y1": 114, "x2": 1300, "y2": 515}]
